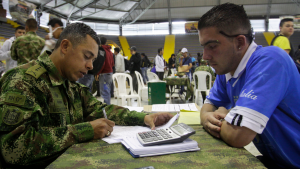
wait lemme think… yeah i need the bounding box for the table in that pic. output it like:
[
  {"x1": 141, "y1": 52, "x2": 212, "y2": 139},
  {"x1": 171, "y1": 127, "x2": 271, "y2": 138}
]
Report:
[
  {"x1": 164, "y1": 77, "x2": 194, "y2": 102},
  {"x1": 47, "y1": 125, "x2": 265, "y2": 169}
]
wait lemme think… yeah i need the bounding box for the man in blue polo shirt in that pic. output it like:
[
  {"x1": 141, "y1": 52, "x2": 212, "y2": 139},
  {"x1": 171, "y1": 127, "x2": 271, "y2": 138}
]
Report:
[
  {"x1": 179, "y1": 48, "x2": 192, "y2": 96},
  {"x1": 198, "y1": 3, "x2": 300, "y2": 169}
]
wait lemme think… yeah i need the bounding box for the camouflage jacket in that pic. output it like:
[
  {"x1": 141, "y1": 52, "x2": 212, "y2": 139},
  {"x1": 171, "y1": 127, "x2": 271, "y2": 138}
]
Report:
[
  {"x1": 175, "y1": 52, "x2": 182, "y2": 71},
  {"x1": 0, "y1": 51, "x2": 146, "y2": 166},
  {"x1": 11, "y1": 31, "x2": 45, "y2": 65},
  {"x1": 195, "y1": 66, "x2": 216, "y2": 88}
]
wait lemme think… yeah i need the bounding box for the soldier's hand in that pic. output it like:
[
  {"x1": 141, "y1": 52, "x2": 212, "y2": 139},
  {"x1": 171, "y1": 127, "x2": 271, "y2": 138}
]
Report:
[
  {"x1": 144, "y1": 113, "x2": 174, "y2": 130},
  {"x1": 90, "y1": 118, "x2": 115, "y2": 139},
  {"x1": 202, "y1": 110, "x2": 226, "y2": 138}
]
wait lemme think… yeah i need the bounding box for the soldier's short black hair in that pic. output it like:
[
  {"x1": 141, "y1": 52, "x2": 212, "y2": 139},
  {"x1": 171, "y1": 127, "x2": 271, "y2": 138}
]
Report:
[
  {"x1": 158, "y1": 48, "x2": 163, "y2": 54},
  {"x1": 100, "y1": 37, "x2": 107, "y2": 45},
  {"x1": 279, "y1": 18, "x2": 294, "y2": 27},
  {"x1": 198, "y1": 3, "x2": 252, "y2": 42},
  {"x1": 48, "y1": 18, "x2": 63, "y2": 27},
  {"x1": 25, "y1": 18, "x2": 38, "y2": 30},
  {"x1": 54, "y1": 23, "x2": 100, "y2": 49},
  {"x1": 114, "y1": 47, "x2": 120, "y2": 53},
  {"x1": 15, "y1": 26, "x2": 25, "y2": 32}
]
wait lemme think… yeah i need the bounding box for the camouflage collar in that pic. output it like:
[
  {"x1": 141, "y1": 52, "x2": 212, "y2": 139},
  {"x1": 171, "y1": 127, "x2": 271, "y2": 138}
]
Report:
[
  {"x1": 25, "y1": 31, "x2": 37, "y2": 35},
  {"x1": 37, "y1": 51, "x2": 67, "y2": 86}
]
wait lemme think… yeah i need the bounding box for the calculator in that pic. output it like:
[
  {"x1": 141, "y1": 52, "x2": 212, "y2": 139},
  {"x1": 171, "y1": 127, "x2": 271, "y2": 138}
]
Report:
[{"x1": 137, "y1": 123, "x2": 196, "y2": 146}]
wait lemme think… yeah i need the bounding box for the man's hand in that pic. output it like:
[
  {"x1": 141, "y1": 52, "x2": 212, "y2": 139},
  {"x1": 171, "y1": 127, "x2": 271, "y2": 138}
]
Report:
[
  {"x1": 144, "y1": 113, "x2": 174, "y2": 130},
  {"x1": 90, "y1": 118, "x2": 115, "y2": 139},
  {"x1": 202, "y1": 107, "x2": 228, "y2": 138},
  {"x1": 45, "y1": 34, "x2": 50, "y2": 40}
]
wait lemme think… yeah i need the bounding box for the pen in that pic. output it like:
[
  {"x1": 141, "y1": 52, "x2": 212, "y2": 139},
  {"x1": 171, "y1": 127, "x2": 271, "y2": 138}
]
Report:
[{"x1": 103, "y1": 108, "x2": 107, "y2": 119}]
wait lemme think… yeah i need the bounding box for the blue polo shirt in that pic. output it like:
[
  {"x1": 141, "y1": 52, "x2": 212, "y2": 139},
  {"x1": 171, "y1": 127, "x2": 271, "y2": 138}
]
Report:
[
  {"x1": 206, "y1": 42, "x2": 300, "y2": 168},
  {"x1": 180, "y1": 57, "x2": 192, "y2": 72}
]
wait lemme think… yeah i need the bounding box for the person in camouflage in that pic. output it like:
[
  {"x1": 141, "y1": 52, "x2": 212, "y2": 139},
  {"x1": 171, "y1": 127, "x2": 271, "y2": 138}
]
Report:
[
  {"x1": 175, "y1": 48, "x2": 182, "y2": 71},
  {"x1": 195, "y1": 61, "x2": 216, "y2": 87},
  {"x1": 11, "y1": 18, "x2": 45, "y2": 65},
  {"x1": 0, "y1": 23, "x2": 172, "y2": 168}
]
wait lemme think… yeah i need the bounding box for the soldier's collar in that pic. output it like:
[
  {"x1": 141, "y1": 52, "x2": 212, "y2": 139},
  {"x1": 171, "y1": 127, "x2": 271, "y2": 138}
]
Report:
[
  {"x1": 38, "y1": 51, "x2": 66, "y2": 86},
  {"x1": 26, "y1": 31, "x2": 37, "y2": 35}
]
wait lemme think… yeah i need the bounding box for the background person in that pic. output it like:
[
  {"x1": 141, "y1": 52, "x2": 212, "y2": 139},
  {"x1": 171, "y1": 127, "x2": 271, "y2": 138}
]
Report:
[
  {"x1": 271, "y1": 18, "x2": 295, "y2": 59},
  {"x1": 0, "y1": 26, "x2": 25, "y2": 71},
  {"x1": 141, "y1": 53, "x2": 150, "y2": 84},
  {"x1": 129, "y1": 46, "x2": 142, "y2": 93},
  {"x1": 11, "y1": 18, "x2": 45, "y2": 65},
  {"x1": 97, "y1": 37, "x2": 114, "y2": 105},
  {"x1": 114, "y1": 47, "x2": 125, "y2": 73},
  {"x1": 155, "y1": 48, "x2": 165, "y2": 80}
]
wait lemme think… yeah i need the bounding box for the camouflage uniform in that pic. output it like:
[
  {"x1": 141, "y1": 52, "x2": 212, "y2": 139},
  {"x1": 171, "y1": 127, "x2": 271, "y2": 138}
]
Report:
[
  {"x1": 11, "y1": 31, "x2": 45, "y2": 65},
  {"x1": 0, "y1": 51, "x2": 146, "y2": 167},
  {"x1": 175, "y1": 52, "x2": 182, "y2": 71}
]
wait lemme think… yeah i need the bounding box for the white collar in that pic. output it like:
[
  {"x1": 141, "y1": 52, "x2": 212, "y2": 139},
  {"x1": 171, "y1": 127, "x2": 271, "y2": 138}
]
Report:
[{"x1": 225, "y1": 41, "x2": 258, "y2": 82}]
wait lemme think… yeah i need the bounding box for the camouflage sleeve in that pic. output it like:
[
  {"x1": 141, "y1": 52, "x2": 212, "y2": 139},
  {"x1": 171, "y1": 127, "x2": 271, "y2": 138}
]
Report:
[
  {"x1": 10, "y1": 40, "x2": 18, "y2": 61},
  {"x1": 208, "y1": 67, "x2": 216, "y2": 82},
  {"x1": 80, "y1": 86, "x2": 146, "y2": 126},
  {"x1": 0, "y1": 71, "x2": 94, "y2": 165}
]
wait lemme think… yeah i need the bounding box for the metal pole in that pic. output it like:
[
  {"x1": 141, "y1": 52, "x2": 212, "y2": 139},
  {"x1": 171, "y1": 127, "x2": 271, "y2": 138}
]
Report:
[
  {"x1": 265, "y1": 0, "x2": 272, "y2": 32},
  {"x1": 167, "y1": 0, "x2": 172, "y2": 35},
  {"x1": 119, "y1": 24, "x2": 123, "y2": 36}
]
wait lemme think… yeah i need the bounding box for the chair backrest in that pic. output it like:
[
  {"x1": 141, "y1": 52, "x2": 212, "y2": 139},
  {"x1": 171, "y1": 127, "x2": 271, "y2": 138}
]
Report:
[
  {"x1": 193, "y1": 71, "x2": 212, "y2": 91},
  {"x1": 112, "y1": 73, "x2": 134, "y2": 95},
  {"x1": 147, "y1": 72, "x2": 159, "y2": 81},
  {"x1": 170, "y1": 68, "x2": 176, "y2": 76},
  {"x1": 135, "y1": 71, "x2": 145, "y2": 93}
]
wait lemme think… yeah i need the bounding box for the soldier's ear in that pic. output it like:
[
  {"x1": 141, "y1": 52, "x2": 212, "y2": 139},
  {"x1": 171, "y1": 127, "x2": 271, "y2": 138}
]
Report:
[{"x1": 60, "y1": 39, "x2": 70, "y2": 56}]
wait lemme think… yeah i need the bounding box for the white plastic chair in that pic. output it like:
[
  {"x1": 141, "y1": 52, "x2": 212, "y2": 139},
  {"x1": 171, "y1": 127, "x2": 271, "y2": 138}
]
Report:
[
  {"x1": 112, "y1": 73, "x2": 141, "y2": 107},
  {"x1": 135, "y1": 71, "x2": 148, "y2": 101},
  {"x1": 147, "y1": 72, "x2": 160, "y2": 81},
  {"x1": 193, "y1": 71, "x2": 212, "y2": 107}
]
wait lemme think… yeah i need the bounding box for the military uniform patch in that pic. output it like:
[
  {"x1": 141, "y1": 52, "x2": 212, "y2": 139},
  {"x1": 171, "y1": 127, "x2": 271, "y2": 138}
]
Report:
[
  {"x1": 2, "y1": 107, "x2": 23, "y2": 125},
  {"x1": 26, "y1": 64, "x2": 47, "y2": 79},
  {"x1": 49, "y1": 87, "x2": 67, "y2": 113},
  {"x1": 5, "y1": 93, "x2": 26, "y2": 106}
]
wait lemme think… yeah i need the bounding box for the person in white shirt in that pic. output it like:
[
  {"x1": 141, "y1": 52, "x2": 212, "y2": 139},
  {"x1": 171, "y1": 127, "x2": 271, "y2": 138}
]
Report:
[
  {"x1": 0, "y1": 26, "x2": 25, "y2": 71},
  {"x1": 155, "y1": 48, "x2": 165, "y2": 80},
  {"x1": 114, "y1": 47, "x2": 125, "y2": 73}
]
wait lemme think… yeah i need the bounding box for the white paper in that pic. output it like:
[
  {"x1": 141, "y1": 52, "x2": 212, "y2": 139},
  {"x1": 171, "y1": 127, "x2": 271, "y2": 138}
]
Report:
[
  {"x1": 102, "y1": 113, "x2": 179, "y2": 144},
  {"x1": 152, "y1": 103, "x2": 198, "y2": 112},
  {"x1": 123, "y1": 106, "x2": 144, "y2": 112}
]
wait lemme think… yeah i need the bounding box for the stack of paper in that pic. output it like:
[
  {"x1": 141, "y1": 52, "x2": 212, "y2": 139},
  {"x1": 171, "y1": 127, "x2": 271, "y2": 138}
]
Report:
[
  {"x1": 102, "y1": 113, "x2": 180, "y2": 144},
  {"x1": 151, "y1": 103, "x2": 198, "y2": 112},
  {"x1": 122, "y1": 138, "x2": 200, "y2": 158}
]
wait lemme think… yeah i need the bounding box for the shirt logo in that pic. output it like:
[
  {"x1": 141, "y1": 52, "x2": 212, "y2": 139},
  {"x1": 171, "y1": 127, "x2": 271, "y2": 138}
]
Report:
[{"x1": 240, "y1": 89, "x2": 258, "y2": 100}]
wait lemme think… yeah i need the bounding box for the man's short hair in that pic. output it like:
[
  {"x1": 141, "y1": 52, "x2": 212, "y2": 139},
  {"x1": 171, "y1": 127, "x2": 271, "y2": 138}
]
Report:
[
  {"x1": 25, "y1": 18, "x2": 38, "y2": 30},
  {"x1": 48, "y1": 18, "x2": 63, "y2": 27},
  {"x1": 114, "y1": 47, "x2": 120, "y2": 53},
  {"x1": 54, "y1": 23, "x2": 100, "y2": 49},
  {"x1": 15, "y1": 26, "x2": 25, "y2": 32},
  {"x1": 171, "y1": 54, "x2": 175, "y2": 57},
  {"x1": 198, "y1": 3, "x2": 252, "y2": 43},
  {"x1": 280, "y1": 18, "x2": 294, "y2": 27},
  {"x1": 158, "y1": 48, "x2": 163, "y2": 54},
  {"x1": 100, "y1": 37, "x2": 107, "y2": 45}
]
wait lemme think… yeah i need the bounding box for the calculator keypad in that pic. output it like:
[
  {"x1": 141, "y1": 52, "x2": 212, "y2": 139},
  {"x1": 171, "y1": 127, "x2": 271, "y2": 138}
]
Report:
[{"x1": 138, "y1": 129, "x2": 174, "y2": 142}]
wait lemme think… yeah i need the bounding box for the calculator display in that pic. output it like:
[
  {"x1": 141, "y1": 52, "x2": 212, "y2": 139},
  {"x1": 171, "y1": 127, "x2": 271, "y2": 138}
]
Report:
[{"x1": 172, "y1": 126, "x2": 186, "y2": 135}]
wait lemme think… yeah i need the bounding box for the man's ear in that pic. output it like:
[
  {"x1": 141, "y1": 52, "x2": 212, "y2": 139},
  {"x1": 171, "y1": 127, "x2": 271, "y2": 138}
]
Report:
[
  {"x1": 236, "y1": 35, "x2": 247, "y2": 50},
  {"x1": 60, "y1": 39, "x2": 70, "y2": 56}
]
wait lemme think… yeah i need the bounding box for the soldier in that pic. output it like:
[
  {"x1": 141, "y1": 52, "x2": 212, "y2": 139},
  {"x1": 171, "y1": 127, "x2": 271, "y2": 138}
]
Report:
[
  {"x1": 0, "y1": 23, "x2": 173, "y2": 168},
  {"x1": 11, "y1": 18, "x2": 45, "y2": 65}
]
